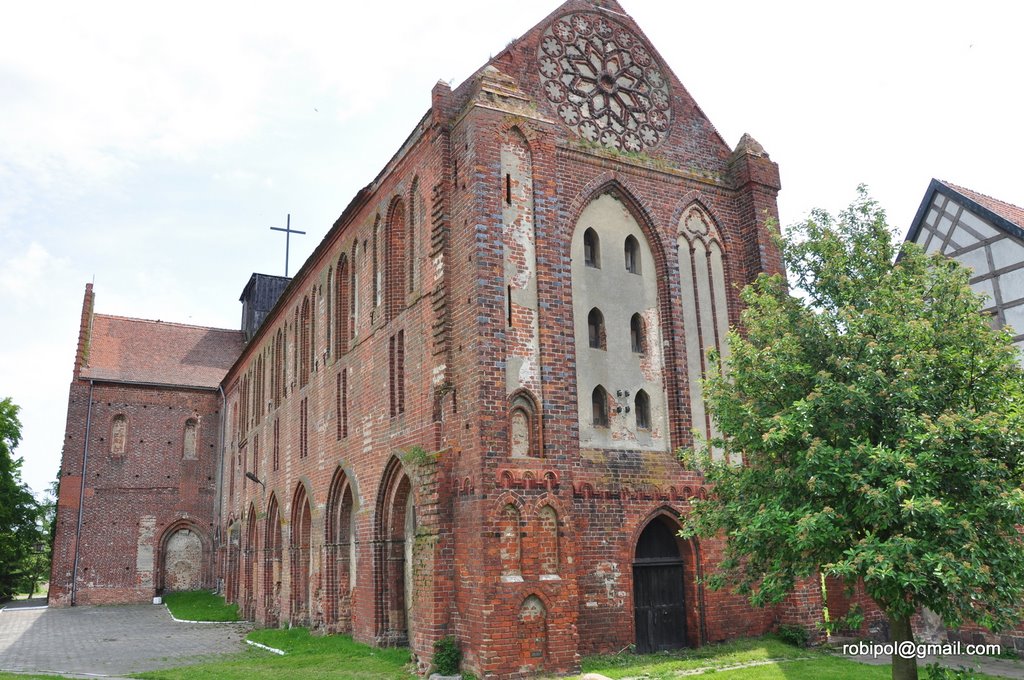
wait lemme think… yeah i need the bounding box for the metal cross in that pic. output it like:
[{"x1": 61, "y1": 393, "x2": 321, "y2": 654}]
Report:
[{"x1": 270, "y1": 214, "x2": 306, "y2": 277}]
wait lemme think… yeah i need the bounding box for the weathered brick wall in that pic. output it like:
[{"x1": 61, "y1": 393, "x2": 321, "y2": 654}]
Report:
[{"x1": 50, "y1": 381, "x2": 220, "y2": 606}]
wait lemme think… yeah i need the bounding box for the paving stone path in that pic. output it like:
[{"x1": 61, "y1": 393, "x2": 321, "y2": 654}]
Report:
[{"x1": 0, "y1": 602, "x2": 250, "y2": 678}]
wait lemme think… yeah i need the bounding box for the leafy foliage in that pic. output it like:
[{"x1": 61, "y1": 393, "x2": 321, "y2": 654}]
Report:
[
  {"x1": 0, "y1": 397, "x2": 45, "y2": 602},
  {"x1": 682, "y1": 188, "x2": 1024, "y2": 679},
  {"x1": 431, "y1": 634, "x2": 461, "y2": 675},
  {"x1": 775, "y1": 624, "x2": 809, "y2": 648}
]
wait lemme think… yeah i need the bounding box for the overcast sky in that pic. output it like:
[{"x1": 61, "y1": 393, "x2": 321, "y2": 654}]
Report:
[{"x1": 2, "y1": 0, "x2": 1022, "y2": 497}]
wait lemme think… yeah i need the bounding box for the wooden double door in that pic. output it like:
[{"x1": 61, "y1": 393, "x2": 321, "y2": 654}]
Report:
[{"x1": 633, "y1": 519, "x2": 687, "y2": 653}]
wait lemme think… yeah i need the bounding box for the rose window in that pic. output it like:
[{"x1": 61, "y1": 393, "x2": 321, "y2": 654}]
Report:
[{"x1": 537, "y1": 13, "x2": 672, "y2": 152}]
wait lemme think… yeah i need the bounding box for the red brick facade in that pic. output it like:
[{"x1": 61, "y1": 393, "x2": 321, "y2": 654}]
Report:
[{"x1": 49, "y1": 1, "x2": 828, "y2": 677}]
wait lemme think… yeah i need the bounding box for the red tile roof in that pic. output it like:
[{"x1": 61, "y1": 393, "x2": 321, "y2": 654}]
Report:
[
  {"x1": 81, "y1": 314, "x2": 244, "y2": 389},
  {"x1": 939, "y1": 180, "x2": 1024, "y2": 229}
]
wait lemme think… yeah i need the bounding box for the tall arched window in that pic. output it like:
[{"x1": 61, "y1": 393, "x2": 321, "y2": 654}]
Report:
[
  {"x1": 678, "y1": 205, "x2": 731, "y2": 461},
  {"x1": 583, "y1": 228, "x2": 600, "y2": 268},
  {"x1": 300, "y1": 296, "x2": 311, "y2": 387},
  {"x1": 326, "y1": 266, "x2": 333, "y2": 358},
  {"x1": 386, "y1": 197, "x2": 407, "y2": 321},
  {"x1": 624, "y1": 235, "x2": 641, "y2": 274},
  {"x1": 372, "y1": 215, "x2": 382, "y2": 308},
  {"x1": 336, "y1": 254, "x2": 349, "y2": 355},
  {"x1": 592, "y1": 386, "x2": 609, "y2": 427},
  {"x1": 587, "y1": 308, "x2": 606, "y2": 350}
]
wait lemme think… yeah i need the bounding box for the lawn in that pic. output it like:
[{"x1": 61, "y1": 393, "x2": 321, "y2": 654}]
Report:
[
  {"x1": 576, "y1": 637, "x2": 1008, "y2": 680},
  {"x1": 162, "y1": 590, "x2": 239, "y2": 622},
  {"x1": 131, "y1": 628, "x2": 413, "y2": 680}
]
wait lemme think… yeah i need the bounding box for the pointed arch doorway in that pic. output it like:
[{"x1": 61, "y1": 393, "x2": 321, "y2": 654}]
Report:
[{"x1": 633, "y1": 515, "x2": 688, "y2": 653}]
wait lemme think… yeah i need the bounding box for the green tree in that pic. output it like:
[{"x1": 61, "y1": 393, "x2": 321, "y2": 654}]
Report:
[
  {"x1": 0, "y1": 397, "x2": 43, "y2": 602},
  {"x1": 682, "y1": 188, "x2": 1024, "y2": 680}
]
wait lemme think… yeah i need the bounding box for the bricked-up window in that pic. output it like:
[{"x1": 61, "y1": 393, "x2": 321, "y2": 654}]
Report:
[
  {"x1": 299, "y1": 397, "x2": 309, "y2": 458},
  {"x1": 252, "y1": 433, "x2": 259, "y2": 478},
  {"x1": 372, "y1": 214, "x2": 382, "y2": 308},
  {"x1": 350, "y1": 242, "x2": 359, "y2": 333},
  {"x1": 385, "y1": 197, "x2": 407, "y2": 321},
  {"x1": 509, "y1": 390, "x2": 541, "y2": 458},
  {"x1": 624, "y1": 235, "x2": 641, "y2": 274},
  {"x1": 587, "y1": 308, "x2": 606, "y2": 350},
  {"x1": 499, "y1": 504, "x2": 521, "y2": 579},
  {"x1": 537, "y1": 505, "x2": 559, "y2": 576},
  {"x1": 389, "y1": 331, "x2": 405, "y2": 417},
  {"x1": 293, "y1": 308, "x2": 299, "y2": 381},
  {"x1": 300, "y1": 296, "x2": 311, "y2": 387},
  {"x1": 183, "y1": 418, "x2": 197, "y2": 460},
  {"x1": 326, "y1": 266, "x2": 333, "y2": 358},
  {"x1": 583, "y1": 227, "x2": 600, "y2": 268},
  {"x1": 111, "y1": 414, "x2": 127, "y2": 454},
  {"x1": 336, "y1": 370, "x2": 348, "y2": 440},
  {"x1": 592, "y1": 385, "x2": 609, "y2": 427},
  {"x1": 635, "y1": 389, "x2": 651, "y2": 430},
  {"x1": 408, "y1": 178, "x2": 419, "y2": 293},
  {"x1": 274, "y1": 328, "x2": 284, "y2": 406},
  {"x1": 255, "y1": 355, "x2": 264, "y2": 423},
  {"x1": 273, "y1": 418, "x2": 280, "y2": 471},
  {"x1": 630, "y1": 313, "x2": 646, "y2": 354},
  {"x1": 336, "y1": 254, "x2": 349, "y2": 355}
]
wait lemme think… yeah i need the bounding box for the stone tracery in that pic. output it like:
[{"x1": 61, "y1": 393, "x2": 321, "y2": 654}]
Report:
[{"x1": 538, "y1": 12, "x2": 672, "y2": 152}]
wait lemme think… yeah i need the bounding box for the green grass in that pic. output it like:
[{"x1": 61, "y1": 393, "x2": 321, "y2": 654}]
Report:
[
  {"x1": 162, "y1": 590, "x2": 239, "y2": 622},
  {"x1": 575, "y1": 637, "x2": 1008, "y2": 680},
  {"x1": 579, "y1": 637, "x2": 810, "y2": 678},
  {"x1": 132, "y1": 628, "x2": 412, "y2": 680}
]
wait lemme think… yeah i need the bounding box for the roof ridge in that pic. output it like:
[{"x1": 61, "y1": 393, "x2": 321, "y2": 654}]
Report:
[
  {"x1": 938, "y1": 179, "x2": 1024, "y2": 225},
  {"x1": 93, "y1": 312, "x2": 240, "y2": 334}
]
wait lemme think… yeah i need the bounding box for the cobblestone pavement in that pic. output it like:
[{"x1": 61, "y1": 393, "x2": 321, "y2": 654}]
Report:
[{"x1": 0, "y1": 602, "x2": 250, "y2": 678}]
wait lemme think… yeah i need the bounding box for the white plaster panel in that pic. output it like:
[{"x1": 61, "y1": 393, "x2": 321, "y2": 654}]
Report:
[
  {"x1": 997, "y1": 268, "x2": 1024, "y2": 303},
  {"x1": 970, "y1": 277, "x2": 995, "y2": 306},
  {"x1": 952, "y1": 242, "x2": 990, "y2": 274},
  {"x1": 959, "y1": 209, "x2": 1000, "y2": 239},
  {"x1": 1002, "y1": 303, "x2": 1024, "y2": 337},
  {"x1": 990, "y1": 236, "x2": 1024, "y2": 271},
  {"x1": 571, "y1": 193, "x2": 666, "y2": 450}
]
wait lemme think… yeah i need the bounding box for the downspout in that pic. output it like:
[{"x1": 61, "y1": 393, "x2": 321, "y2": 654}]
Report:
[
  {"x1": 213, "y1": 384, "x2": 226, "y2": 594},
  {"x1": 70, "y1": 380, "x2": 94, "y2": 606}
]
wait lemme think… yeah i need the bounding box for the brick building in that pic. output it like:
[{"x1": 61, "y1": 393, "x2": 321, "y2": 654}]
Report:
[{"x1": 50, "y1": 1, "x2": 819, "y2": 676}]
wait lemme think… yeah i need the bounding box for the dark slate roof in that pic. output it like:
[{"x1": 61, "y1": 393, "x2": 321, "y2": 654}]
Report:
[
  {"x1": 907, "y1": 178, "x2": 1024, "y2": 244},
  {"x1": 81, "y1": 314, "x2": 244, "y2": 389}
]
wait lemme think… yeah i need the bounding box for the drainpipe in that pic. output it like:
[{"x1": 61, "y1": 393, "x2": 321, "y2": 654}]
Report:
[
  {"x1": 70, "y1": 380, "x2": 95, "y2": 606},
  {"x1": 213, "y1": 384, "x2": 226, "y2": 593}
]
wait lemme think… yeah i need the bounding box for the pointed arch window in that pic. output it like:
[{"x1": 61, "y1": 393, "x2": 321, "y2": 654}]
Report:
[
  {"x1": 592, "y1": 385, "x2": 609, "y2": 427},
  {"x1": 624, "y1": 235, "x2": 641, "y2": 274},
  {"x1": 587, "y1": 308, "x2": 606, "y2": 350},
  {"x1": 630, "y1": 313, "x2": 646, "y2": 354},
  {"x1": 326, "y1": 266, "x2": 333, "y2": 358},
  {"x1": 300, "y1": 296, "x2": 311, "y2": 387},
  {"x1": 583, "y1": 228, "x2": 600, "y2": 268},
  {"x1": 635, "y1": 390, "x2": 651, "y2": 430}
]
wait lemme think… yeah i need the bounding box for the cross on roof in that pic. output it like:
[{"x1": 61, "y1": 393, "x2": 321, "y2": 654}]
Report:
[{"x1": 270, "y1": 214, "x2": 306, "y2": 277}]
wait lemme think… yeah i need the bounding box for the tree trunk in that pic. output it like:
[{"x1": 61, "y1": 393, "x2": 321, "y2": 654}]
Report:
[{"x1": 890, "y1": 613, "x2": 918, "y2": 680}]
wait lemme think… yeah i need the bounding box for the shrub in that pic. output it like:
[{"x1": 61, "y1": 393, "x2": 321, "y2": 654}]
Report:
[
  {"x1": 432, "y1": 635, "x2": 461, "y2": 676},
  {"x1": 775, "y1": 624, "x2": 809, "y2": 648}
]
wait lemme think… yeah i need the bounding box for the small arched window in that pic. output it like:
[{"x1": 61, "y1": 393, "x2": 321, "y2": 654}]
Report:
[
  {"x1": 583, "y1": 228, "x2": 600, "y2": 268},
  {"x1": 630, "y1": 313, "x2": 645, "y2": 354},
  {"x1": 587, "y1": 308, "x2": 606, "y2": 350},
  {"x1": 592, "y1": 386, "x2": 609, "y2": 427},
  {"x1": 624, "y1": 235, "x2": 640, "y2": 274},
  {"x1": 635, "y1": 390, "x2": 651, "y2": 430}
]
